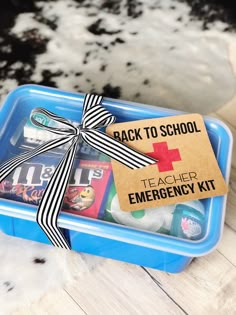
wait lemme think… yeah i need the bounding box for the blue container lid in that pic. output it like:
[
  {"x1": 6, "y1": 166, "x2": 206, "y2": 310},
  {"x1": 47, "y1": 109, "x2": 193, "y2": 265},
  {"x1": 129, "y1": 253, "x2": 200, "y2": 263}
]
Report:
[{"x1": 0, "y1": 85, "x2": 233, "y2": 257}]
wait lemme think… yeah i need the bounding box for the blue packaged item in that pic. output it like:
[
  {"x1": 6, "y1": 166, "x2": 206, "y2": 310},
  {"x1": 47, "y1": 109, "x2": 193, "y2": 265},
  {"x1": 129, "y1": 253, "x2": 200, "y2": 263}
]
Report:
[
  {"x1": 170, "y1": 200, "x2": 205, "y2": 240},
  {"x1": 14, "y1": 112, "x2": 101, "y2": 160},
  {"x1": 0, "y1": 85, "x2": 232, "y2": 273}
]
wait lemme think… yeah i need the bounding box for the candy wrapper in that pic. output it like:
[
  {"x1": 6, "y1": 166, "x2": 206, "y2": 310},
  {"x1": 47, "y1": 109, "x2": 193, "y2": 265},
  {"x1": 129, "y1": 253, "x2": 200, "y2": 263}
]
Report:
[{"x1": 0, "y1": 156, "x2": 112, "y2": 219}]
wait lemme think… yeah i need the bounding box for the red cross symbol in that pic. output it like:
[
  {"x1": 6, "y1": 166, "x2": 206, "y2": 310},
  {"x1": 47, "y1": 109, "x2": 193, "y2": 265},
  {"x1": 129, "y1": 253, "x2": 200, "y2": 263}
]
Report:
[{"x1": 147, "y1": 142, "x2": 181, "y2": 172}]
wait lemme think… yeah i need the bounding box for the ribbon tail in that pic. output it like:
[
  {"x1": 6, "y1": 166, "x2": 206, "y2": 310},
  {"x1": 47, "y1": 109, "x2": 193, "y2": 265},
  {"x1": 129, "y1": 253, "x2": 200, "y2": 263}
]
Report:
[
  {"x1": 0, "y1": 136, "x2": 73, "y2": 183},
  {"x1": 36, "y1": 137, "x2": 78, "y2": 249},
  {"x1": 82, "y1": 130, "x2": 157, "y2": 169}
]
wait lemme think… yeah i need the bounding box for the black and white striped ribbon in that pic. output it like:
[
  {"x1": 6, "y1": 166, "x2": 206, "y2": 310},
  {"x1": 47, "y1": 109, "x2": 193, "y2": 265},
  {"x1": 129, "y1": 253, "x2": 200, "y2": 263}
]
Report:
[{"x1": 0, "y1": 94, "x2": 156, "y2": 249}]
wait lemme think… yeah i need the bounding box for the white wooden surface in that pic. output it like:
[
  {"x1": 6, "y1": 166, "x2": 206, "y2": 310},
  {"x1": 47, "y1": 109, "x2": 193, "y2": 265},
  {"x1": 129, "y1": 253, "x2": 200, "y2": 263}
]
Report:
[{"x1": 10, "y1": 99, "x2": 236, "y2": 315}]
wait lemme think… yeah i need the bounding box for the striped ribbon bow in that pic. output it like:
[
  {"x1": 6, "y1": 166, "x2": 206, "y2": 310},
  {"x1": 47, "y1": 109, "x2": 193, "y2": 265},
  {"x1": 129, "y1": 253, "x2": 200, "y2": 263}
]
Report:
[{"x1": 0, "y1": 94, "x2": 156, "y2": 249}]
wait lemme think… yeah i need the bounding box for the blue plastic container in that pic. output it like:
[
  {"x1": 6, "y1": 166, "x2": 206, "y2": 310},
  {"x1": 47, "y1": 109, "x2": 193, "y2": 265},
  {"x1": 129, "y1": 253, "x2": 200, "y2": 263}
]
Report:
[{"x1": 0, "y1": 85, "x2": 232, "y2": 273}]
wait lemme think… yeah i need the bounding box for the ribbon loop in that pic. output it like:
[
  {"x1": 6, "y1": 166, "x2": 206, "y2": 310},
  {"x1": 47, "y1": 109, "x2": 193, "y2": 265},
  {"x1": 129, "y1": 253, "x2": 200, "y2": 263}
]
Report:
[
  {"x1": 0, "y1": 94, "x2": 157, "y2": 249},
  {"x1": 82, "y1": 104, "x2": 116, "y2": 129}
]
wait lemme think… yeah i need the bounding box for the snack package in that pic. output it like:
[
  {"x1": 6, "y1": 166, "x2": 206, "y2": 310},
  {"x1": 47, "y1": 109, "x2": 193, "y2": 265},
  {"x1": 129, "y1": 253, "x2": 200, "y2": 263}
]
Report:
[
  {"x1": 63, "y1": 160, "x2": 112, "y2": 219},
  {"x1": 0, "y1": 156, "x2": 112, "y2": 219},
  {"x1": 11, "y1": 114, "x2": 102, "y2": 160}
]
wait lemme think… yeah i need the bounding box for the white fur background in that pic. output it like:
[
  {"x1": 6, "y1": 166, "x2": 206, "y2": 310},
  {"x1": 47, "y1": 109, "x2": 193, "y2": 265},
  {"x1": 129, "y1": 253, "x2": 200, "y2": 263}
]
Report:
[{"x1": 0, "y1": 232, "x2": 102, "y2": 315}]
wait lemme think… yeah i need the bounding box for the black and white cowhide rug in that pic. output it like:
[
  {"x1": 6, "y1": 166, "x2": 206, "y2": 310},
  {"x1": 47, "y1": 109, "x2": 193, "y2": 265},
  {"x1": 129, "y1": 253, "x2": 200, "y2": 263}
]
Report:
[{"x1": 0, "y1": 0, "x2": 236, "y2": 314}]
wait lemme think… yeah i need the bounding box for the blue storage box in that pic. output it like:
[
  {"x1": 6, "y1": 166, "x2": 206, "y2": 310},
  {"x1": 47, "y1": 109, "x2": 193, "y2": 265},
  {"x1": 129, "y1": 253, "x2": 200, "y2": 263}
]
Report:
[{"x1": 0, "y1": 85, "x2": 232, "y2": 273}]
